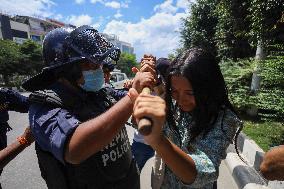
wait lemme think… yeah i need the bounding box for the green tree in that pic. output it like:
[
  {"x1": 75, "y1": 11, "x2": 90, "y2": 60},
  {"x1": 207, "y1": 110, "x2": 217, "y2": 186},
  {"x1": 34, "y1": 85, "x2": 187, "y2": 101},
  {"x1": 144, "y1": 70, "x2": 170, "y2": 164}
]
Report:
[
  {"x1": 215, "y1": 0, "x2": 253, "y2": 60},
  {"x1": 19, "y1": 40, "x2": 44, "y2": 75},
  {"x1": 116, "y1": 52, "x2": 138, "y2": 77},
  {"x1": 268, "y1": 13, "x2": 284, "y2": 54},
  {"x1": 249, "y1": 0, "x2": 284, "y2": 55},
  {"x1": 0, "y1": 40, "x2": 21, "y2": 86},
  {"x1": 181, "y1": 0, "x2": 219, "y2": 56},
  {"x1": 168, "y1": 53, "x2": 176, "y2": 61},
  {"x1": 168, "y1": 47, "x2": 184, "y2": 61},
  {"x1": 249, "y1": 0, "x2": 284, "y2": 95}
]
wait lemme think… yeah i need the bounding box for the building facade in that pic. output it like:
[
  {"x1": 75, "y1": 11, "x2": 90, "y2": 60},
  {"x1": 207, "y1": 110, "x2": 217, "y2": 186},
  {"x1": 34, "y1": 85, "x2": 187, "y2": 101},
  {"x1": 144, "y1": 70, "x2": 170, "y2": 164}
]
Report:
[
  {"x1": 0, "y1": 14, "x2": 30, "y2": 44},
  {"x1": 0, "y1": 13, "x2": 75, "y2": 44},
  {"x1": 102, "y1": 33, "x2": 135, "y2": 55},
  {"x1": 0, "y1": 13, "x2": 134, "y2": 55}
]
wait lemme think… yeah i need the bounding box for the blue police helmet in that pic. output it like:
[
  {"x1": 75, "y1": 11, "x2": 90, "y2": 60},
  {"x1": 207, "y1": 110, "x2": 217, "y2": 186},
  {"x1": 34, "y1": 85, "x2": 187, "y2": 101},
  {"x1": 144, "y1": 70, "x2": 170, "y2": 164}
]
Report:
[
  {"x1": 22, "y1": 25, "x2": 121, "y2": 91},
  {"x1": 41, "y1": 27, "x2": 79, "y2": 69},
  {"x1": 66, "y1": 25, "x2": 121, "y2": 64}
]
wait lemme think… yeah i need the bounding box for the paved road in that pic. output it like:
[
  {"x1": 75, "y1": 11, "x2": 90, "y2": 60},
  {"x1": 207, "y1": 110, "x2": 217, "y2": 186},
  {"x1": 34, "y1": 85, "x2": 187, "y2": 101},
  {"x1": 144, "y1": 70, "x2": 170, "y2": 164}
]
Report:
[{"x1": 1, "y1": 110, "x2": 238, "y2": 189}]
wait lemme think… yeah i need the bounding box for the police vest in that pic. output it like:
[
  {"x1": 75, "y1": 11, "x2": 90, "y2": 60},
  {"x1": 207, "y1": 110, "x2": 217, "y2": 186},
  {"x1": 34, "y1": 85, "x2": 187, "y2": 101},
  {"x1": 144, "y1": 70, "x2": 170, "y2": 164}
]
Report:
[{"x1": 30, "y1": 87, "x2": 133, "y2": 188}]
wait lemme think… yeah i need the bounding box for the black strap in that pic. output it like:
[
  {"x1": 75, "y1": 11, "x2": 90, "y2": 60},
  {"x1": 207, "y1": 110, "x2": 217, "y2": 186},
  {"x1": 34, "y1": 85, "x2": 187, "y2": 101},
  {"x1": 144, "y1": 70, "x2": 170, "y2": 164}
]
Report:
[
  {"x1": 213, "y1": 180, "x2": 217, "y2": 189},
  {"x1": 29, "y1": 91, "x2": 63, "y2": 108}
]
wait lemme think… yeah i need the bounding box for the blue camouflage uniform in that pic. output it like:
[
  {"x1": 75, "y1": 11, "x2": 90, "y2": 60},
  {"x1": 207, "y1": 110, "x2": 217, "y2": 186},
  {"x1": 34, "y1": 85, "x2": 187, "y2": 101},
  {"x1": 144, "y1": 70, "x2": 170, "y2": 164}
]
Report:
[
  {"x1": 103, "y1": 83, "x2": 128, "y2": 101},
  {"x1": 29, "y1": 82, "x2": 139, "y2": 189},
  {"x1": 0, "y1": 88, "x2": 29, "y2": 146}
]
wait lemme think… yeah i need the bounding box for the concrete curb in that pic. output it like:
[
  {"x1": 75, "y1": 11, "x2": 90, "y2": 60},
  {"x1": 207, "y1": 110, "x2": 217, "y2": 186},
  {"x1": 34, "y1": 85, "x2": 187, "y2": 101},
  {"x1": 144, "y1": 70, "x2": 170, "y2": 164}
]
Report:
[
  {"x1": 225, "y1": 132, "x2": 284, "y2": 189},
  {"x1": 236, "y1": 133, "x2": 265, "y2": 171},
  {"x1": 225, "y1": 152, "x2": 268, "y2": 189}
]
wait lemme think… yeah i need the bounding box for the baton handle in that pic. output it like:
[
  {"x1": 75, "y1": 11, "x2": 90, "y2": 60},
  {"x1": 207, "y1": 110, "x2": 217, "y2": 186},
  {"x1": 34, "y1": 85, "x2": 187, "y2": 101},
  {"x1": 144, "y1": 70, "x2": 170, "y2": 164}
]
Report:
[{"x1": 137, "y1": 87, "x2": 153, "y2": 136}]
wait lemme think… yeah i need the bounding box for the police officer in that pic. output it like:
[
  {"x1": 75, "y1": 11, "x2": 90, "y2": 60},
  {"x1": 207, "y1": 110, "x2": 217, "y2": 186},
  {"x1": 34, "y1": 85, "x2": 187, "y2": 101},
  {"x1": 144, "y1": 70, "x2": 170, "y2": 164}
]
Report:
[
  {"x1": 102, "y1": 61, "x2": 115, "y2": 84},
  {"x1": 0, "y1": 88, "x2": 29, "y2": 188},
  {"x1": 22, "y1": 25, "x2": 155, "y2": 189},
  {"x1": 102, "y1": 61, "x2": 128, "y2": 101}
]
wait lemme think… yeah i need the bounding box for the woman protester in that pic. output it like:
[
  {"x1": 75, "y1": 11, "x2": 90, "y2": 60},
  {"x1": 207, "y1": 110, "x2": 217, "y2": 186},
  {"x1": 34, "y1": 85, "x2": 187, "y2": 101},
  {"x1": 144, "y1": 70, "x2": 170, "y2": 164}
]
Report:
[{"x1": 129, "y1": 48, "x2": 243, "y2": 188}]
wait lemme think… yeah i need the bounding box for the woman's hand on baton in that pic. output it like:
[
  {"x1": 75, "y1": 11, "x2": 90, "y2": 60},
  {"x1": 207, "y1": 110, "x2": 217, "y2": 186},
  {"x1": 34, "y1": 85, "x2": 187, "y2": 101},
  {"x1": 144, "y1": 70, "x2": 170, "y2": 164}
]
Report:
[{"x1": 133, "y1": 91, "x2": 166, "y2": 144}]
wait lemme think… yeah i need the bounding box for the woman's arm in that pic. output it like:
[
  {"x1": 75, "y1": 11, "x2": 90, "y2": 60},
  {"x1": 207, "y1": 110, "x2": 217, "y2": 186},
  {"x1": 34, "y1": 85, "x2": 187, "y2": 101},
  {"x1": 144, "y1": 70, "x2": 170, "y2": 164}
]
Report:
[
  {"x1": 132, "y1": 92, "x2": 197, "y2": 184},
  {"x1": 133, "y1": 92, "x2": 240, "y2": 186},
  {"x1": 151, "y1": 135, "x2": 197, "y2": 184}
]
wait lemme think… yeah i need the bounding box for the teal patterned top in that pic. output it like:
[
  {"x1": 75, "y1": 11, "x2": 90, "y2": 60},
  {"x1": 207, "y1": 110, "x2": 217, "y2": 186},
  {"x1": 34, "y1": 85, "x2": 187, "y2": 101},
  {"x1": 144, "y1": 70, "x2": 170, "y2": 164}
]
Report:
[{"x1": 161, "y1": 108, "x2": 242, "y2": 189}]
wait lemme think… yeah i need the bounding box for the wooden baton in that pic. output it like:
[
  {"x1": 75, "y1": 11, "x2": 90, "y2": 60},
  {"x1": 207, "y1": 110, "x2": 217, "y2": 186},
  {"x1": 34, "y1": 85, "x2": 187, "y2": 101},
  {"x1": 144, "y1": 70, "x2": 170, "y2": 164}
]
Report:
[
  {"x1": 137, "y1": 54, "x2": 156, "y2": 136},
  {"x1": 137, "y1": 87, "x2": 152, "y2": 135}
]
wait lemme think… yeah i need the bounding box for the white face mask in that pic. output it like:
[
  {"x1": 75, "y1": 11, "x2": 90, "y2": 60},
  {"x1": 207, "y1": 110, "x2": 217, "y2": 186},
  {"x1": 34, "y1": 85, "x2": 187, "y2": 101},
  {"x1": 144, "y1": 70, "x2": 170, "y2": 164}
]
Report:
[{"x1": 80, "y1": 68, "x2": 104, "y2": 92}]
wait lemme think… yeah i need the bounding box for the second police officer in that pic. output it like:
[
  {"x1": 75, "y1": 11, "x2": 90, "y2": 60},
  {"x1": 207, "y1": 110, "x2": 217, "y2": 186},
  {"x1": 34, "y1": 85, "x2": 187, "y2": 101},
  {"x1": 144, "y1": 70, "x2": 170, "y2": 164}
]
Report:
[
  {"x1": 0, "y1": 88, "x2": 29, "y2": 188},
  {"x1": 22, "y1": 25, "x2": 155, "y2": 189}
]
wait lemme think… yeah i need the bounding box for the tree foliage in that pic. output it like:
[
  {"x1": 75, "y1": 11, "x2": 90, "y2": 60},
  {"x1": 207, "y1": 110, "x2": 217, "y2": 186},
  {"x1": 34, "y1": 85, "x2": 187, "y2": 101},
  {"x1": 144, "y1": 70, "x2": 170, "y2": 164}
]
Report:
[
  {"x1": 214, "y1": 0, "x2": 254, "y2": 59},
  {"x1": 19, "y1": 40, "x2": 44, "y2": 75},
  {"x1": 0, "y1": 39, "x2": 43, "y2": 86},
  {"x1": 248, "y1": 0, "x2": 284, "y2": 47},
  {"x1": 116, "y1": 52, "x2": 138, "y2": 77},
  {"x1": 0, "y1": 40, "x2": 21, "y2": 86},
  {"x1": 181, "y1": 0, "x2": 219, "y2": 56},
  {"x1": 180, "y1": 0, "x2": 284, "y2": 60}
]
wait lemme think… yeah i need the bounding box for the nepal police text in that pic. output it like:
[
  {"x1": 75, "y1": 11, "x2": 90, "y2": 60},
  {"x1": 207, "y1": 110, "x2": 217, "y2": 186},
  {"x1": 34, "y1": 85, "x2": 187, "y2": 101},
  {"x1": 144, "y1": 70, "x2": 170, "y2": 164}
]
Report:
[{"x1": 101, "y1": 128, "x2": 130, "y2": 166}]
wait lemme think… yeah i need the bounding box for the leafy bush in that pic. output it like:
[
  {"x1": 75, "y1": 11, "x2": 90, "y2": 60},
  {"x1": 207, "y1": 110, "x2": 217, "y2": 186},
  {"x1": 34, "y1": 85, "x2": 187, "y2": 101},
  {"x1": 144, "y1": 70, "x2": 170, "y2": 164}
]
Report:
[
  {"x1": 220, "y1": 58, "x2": 255, "y2": 111},
  {"x1": 243, "y1": 121, "x2": 284, "y2": 151},
  {"x1": 220, "y1": 56, "x2": 284, "y2": 120}
]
